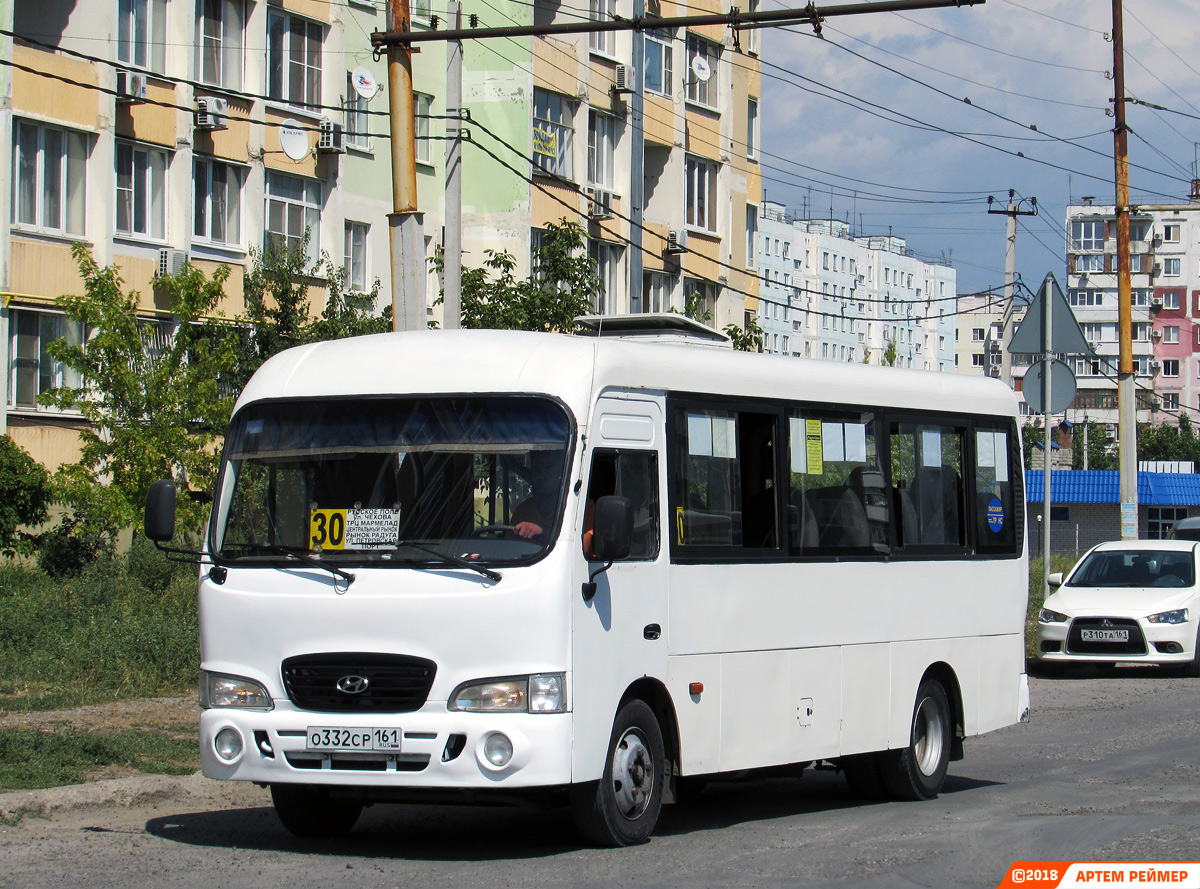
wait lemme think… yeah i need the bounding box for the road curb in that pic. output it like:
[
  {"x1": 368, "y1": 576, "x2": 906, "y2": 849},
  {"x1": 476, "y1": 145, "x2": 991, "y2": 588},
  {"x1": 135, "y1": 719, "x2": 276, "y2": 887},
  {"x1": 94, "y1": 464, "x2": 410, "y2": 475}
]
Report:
[{"x1": 0, "y1": 772, "x2": 205, "y2": 823}]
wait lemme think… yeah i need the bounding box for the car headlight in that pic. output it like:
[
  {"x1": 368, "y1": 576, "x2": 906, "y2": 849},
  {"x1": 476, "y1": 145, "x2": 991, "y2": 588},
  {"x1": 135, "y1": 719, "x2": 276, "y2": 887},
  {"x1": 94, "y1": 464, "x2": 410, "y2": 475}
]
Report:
[
  {"x1": 1039, "y1": 608, "x2": 1069, "y2": 623},
  {"x1": 200, "y1": 671, "x2": 273, "y2": 710},
  {"x1": 1147, "y1": 608, "x2": 1189, "y2": 625},
  {"x1": 449, "y1": 673, "x2": 567, "y2": 713}
]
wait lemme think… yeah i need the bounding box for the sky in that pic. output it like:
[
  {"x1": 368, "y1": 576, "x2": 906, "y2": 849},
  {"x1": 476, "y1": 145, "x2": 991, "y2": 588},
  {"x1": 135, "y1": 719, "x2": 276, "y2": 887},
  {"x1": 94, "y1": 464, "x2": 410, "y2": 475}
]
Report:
[{"x1": 758, "y1": 0, "x2": 1200, "y2": 299}]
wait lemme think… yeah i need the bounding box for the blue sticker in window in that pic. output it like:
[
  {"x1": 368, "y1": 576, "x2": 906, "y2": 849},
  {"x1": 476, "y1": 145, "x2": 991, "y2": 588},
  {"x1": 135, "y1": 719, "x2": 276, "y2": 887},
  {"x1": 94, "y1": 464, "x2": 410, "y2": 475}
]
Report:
[{"x1": 987, "y1": 497, "x2": 1005, "y2": 533}]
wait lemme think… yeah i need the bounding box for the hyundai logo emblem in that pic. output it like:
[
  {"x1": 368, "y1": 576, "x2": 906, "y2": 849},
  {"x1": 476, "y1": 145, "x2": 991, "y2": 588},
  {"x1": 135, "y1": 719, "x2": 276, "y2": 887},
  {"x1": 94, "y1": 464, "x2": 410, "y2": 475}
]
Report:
[{"x1": 336, "y1": 674, "x2": 370, "y2": 695}]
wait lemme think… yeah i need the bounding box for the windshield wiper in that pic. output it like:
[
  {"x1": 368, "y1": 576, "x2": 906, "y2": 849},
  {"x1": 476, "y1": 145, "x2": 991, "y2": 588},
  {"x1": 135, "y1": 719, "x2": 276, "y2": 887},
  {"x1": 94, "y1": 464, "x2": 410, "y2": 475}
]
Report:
[
  {"x1": 396, "y1": 541, "x2": 503, "y2": 582},
  {"x1": 263, "y1": 544, "x2": 356, "y2": 586}
]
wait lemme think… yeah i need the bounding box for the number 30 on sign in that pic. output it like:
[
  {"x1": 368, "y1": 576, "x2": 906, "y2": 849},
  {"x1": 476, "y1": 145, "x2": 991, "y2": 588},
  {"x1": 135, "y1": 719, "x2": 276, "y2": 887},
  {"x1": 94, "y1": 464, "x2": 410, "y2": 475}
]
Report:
[{"x1": 310, "y1": 509, "x2": 347, "y2": 550}]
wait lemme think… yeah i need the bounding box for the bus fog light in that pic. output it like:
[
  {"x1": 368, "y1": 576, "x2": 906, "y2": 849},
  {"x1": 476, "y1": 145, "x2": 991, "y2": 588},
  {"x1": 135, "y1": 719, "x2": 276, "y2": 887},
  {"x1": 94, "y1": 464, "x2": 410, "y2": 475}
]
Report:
[
  {"x1": 214, "y1": 727, "x2": 244, "y2": 762},
  {"x1": 483, "y1": 732, "x2": 514, "y2": 767}
]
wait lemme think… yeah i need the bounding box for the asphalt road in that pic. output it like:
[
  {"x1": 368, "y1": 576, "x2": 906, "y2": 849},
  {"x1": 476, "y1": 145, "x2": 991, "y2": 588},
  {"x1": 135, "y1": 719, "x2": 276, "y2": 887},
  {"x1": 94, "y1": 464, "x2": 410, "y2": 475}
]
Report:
[{"x1": 2, "y1": 667, "x2": 1198, "y2": 889}]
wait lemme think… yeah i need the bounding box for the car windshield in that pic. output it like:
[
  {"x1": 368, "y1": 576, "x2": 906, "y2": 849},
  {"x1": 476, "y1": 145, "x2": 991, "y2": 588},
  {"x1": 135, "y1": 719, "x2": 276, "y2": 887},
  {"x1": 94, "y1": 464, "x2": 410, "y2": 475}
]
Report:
[
  {"x1": 211, "y1": 396, "x2": 572, "y2": 567},
  {"x1": 1067, "y1": 549, "x2": 1195, "y2": 588}
]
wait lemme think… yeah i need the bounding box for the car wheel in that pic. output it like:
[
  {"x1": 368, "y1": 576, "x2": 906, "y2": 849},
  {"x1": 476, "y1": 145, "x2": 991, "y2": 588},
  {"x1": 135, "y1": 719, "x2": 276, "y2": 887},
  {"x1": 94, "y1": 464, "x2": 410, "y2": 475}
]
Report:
[
  {"x1": 271, "y1": 784, "x2": 363, "y2": 837},
  {"x1": 880, "y1": 679, "x2": 952, "y2": 801},
  {"x1": 570, "y1": 699, "x2": 665, "y2": 847}
]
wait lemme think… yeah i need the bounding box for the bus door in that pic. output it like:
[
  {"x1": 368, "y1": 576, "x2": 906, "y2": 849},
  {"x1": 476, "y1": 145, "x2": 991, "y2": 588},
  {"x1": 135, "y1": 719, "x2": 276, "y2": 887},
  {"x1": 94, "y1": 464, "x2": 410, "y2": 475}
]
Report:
[{"x1": 570, "y1": 393, "x2": 669, "y2": 780}]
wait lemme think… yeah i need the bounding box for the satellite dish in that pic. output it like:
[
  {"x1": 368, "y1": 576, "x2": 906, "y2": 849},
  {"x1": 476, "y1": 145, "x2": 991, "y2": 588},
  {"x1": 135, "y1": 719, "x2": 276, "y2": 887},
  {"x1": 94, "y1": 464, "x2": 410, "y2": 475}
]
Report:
[
  {"x1": 690, "y1": 55, "x2": 712, "y2": 82},
  {"x1": 351, "y1": 67, "x2": 378, "y2": 100},
  {"x1": 279, "y1": 120, "x2": 309, "y2": 161}
]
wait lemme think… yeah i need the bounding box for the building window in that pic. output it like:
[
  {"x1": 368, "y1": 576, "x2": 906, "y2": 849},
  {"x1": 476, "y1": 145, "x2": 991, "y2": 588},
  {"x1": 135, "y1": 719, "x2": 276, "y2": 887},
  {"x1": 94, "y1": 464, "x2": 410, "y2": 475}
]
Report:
[
  {"x1": 267, "y1": 11, "x2": 323, "y2": 108},
  {"x1": 1162, "y1": 392, "x2": 1180, "y2": 411},
  {"x1": 8, "y1": 309, "x2": 84, "y2": 410},
  {"x1": 265, "y1": 172, "x2": 320, "y2": 267},
  {"x1": 587, "y1": 109, "x2": 617, "y2": 190},
  {"x1": 589, "y1": 240, "x2": 622, "y2": 315},
  {"x1": 644, "y1": 30, "x2": 673, "y2": 96},
  {"x1": 344, "y1": 72, "x2": 371, "y2": 150},
  {"x1": 1076, "y1": 254, "x2": 1104, "y2": 272},
  {"x1": 118, "y1": 0, "x2": 166, "y2": 72},
  {"x1": 115, "y1": 141, "x2": 168, "y2": 240},
  {"x1": 1163, "y1": 223, "x2": 1181, "y2": 243},
  {"x1": 1164, "y1": 290, "x2": 1181, "y2": 309},
  {"x1": 972, "y1": 354, "x2": 984, "y2": 367},
  {"x1": 414, "y1": 92, "x2": 433, "y2": 165},
  {"x1": 532, "y1": 89, "x2": 574, "y2": 180},
  {"x1": 1071, "y1": 219, "x2": 1105, "y2": 251},
  {"x1": 1148, "y1": 506, "x2": 1187, "y2": 539},
  {"x1": 685, "y1": 156, "x2": 717, "y2": 233},
  {"x1": 746, "y1": 97, "x2": 758, "y2": 160},
  {"x1": 745, "y1": 204, "x2": 757, "y2": 269},
  {"x1": 344, "y1": 222, "x2": 369, "y2": 292},
  {"x1": 1165, "y1": 325, "x2": 1180, "y2": 344},
  {"x1": 197, "y1": 0, "x2": 245, "y2": 89},
  {"x1": 11, "y1": 121, "x2": 88, "y2": 236},
  {"x1": 1164, "y1": 258, "x2": 1181, "y2": 277},
  {"x1": 684, "y1": 35, "x2": 720, "y2": 109},
  {"x1": 589, "y1": 0, "x2": 615, "y2": 56},
  {"x1": 193, "y1": 157, "x2": 242, "y2": 246},
  {"x1": 411, "y1": 0, "x2": 431, "y2": 21},
  {"x1": 643, "y1": 272, "x2": 671, "y2": 313},
  {"x1": 746, "y1": 0, "x2": 760, "y2": 54},
  {"x1": 1163, "y1": 359, "x2": 1180, "y2": 377}
]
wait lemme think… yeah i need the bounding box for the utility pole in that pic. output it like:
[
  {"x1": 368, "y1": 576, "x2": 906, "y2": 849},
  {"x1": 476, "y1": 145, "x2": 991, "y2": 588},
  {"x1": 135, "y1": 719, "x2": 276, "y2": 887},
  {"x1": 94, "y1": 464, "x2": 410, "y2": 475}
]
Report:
[
  {"x1": 442, "y1": 0, "x2": 463, "y2": 329},
  {"x1": 386, "y1": 0, "x2": 425, "y2": 332},
  {"x1": 1112, "y1": 0, "x2": 1137, "y2": 539},
  {"x1": 987, "y1": 190, "x2": 1037, "y2": 389},
  {"x1": 628, "y1": 0, "x2": 645, "y2": 313}
]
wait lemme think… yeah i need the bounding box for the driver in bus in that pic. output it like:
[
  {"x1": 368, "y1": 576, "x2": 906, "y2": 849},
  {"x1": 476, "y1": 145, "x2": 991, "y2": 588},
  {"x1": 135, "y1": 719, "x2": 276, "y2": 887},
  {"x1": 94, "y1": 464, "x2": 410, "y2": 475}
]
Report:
[{"x1": 512, "y1": 449, "x2": 564, "y2": 540}]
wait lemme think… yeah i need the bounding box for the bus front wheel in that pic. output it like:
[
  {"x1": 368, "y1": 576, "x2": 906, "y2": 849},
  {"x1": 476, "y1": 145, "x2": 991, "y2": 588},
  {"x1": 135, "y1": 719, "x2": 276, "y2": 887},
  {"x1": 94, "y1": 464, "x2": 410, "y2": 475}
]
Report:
[
  {"x1": 880, "y1": 679, "x2": 951, "y2": 801},
  {"x1": 570, "y1": 699, "x2": 665, "y2": 847},
  {"x1": 270, "y1": 784, "x2": 363, "y2": 837}
]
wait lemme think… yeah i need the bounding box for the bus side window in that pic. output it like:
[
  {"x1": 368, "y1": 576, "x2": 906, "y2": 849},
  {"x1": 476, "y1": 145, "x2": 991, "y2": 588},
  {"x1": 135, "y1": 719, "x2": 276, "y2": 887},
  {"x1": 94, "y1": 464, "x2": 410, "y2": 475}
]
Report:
[
  {"x1": 586, "y1": 450, "x2": 660, "y2": 560},
  {"x1": 974, "y1": 427, "x2": 1017, "y2": 553},
  {"x1": 890, "y1": 423, "x2": 966, "y2": 550}
]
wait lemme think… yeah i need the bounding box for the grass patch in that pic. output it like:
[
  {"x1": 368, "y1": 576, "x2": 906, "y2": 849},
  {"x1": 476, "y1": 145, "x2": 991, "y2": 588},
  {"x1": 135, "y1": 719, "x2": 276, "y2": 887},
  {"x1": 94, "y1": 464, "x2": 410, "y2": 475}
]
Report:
[
  {"x1": 0, "y1": 726, "x2": 198, "y2": 791},
  {"x1": 1025, "y1": 553, "x2": 1083, "y2": 660}
]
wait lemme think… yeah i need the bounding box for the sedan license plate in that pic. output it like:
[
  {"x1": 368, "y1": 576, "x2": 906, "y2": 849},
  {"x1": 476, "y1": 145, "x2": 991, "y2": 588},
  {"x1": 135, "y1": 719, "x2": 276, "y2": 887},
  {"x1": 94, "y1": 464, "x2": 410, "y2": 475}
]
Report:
[
  {"x1": 1080, "y1": 628, "x2": 1129, "y2": 643},
  {"x1": 306, "y1": 727, "x2": 401, "y2": 752}
]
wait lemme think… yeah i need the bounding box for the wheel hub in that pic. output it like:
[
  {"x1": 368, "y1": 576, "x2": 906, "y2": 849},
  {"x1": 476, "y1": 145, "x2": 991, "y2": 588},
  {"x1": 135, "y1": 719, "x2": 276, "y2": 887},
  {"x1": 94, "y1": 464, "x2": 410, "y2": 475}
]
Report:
[{"x1": 612, "y1": 729, "x2": 654, "y2": 819}]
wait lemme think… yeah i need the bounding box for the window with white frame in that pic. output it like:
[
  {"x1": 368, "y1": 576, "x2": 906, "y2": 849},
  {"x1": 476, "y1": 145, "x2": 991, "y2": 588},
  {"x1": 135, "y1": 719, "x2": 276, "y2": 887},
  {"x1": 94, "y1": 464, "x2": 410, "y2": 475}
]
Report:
[
  {"x1": 745, "y1": 204, "x2": 757, "y2": 269},
  {"x1": 1129, "y1": 220, "x2": 1150, "y2": 242},
  {"x1": 11, "y1": 121, "x2": 88, "y2": 236},
  {"x1": 589, "y1": 240, "x2": 622, "y2": 315},
  {"x1": 193, "y1": 157, "x2": 243, "y2": 246},
  {"x1": 685, "y1": 155, "x2": 717, "y2": 232},
  {"x1": 267, "y1": 10, "x2": 323, "y2": 108},
  {"x1": 1076, "y1": 254, "x2": 1104, "y2": 272},
  {"x1": 265, "y1": 172, "x2": 320, "y2": 267},
  {"x1": 1071, "y1": 219, "x2": 1105, "y2": 250},
  {"x1": 745, "y1": 0, "x2": 759, "y2": 54},
  {"x1": 684, "y1": 35, "x2": 720, "y2": 109},
  {"x1": 1163, "y1": 359, "x2": 1180, "y2": 377},
  {"x1": 197, "y1": 0, "x2": 245, "y2": 90},
  {"x1": 587, "y1": 109, "x2": 617, "y2": 191},
  {"x1": 415, "y1": 92, "x2": 433, "y2": 164},
  {"x1": 589, "y1": 0, "x2": 615, "y2": 56},
  {"x1": 684, "y1": 277, "x2": 717, "y2": 319},
  {"x1": 344, "y1": 72, "x2": 371, "y2": 150},
  {"x1": 1162, "y1": 392, "x2": 1180, "y2": 411},
  {"x1": 1130, "y1": 253, "x2": 1142, "y2": 273},
  {"x1": 344, "y1": 221, "x2": 369, "y2": 292},
  {"x1": 115, "y1": 140, "x2": 168, "y2": 240},
  {"x1": 644, "y1": 30, "x2": 673, "y2": 96},
  {"x1": 8, "y1": 309, "x2": 84, "y2": 410},
  {"x1": 118, "y1": 0, "x2": 166, "y2": 72},
  {"x1": 643, "y1": 272, "x2": 671, "y2": 313},
  {"x1": 1165, "y1": 325, "x2": 1180, "y2": 343},
  {"x1": 532, "y1": 89, "x2": 574, "y2": 180},
  {"x1": 1163, "y1": 223, "x2": 1181, "y2": 243},
  {"x1": 411, "y1": 0, "x2": 431, "y2": 21},
  {"x1": 1164, "y1": 257, "x2": 1181, "y2": 277},
  {"x1": 746, "y1": 97, "x2": 758, "y2": 160}
]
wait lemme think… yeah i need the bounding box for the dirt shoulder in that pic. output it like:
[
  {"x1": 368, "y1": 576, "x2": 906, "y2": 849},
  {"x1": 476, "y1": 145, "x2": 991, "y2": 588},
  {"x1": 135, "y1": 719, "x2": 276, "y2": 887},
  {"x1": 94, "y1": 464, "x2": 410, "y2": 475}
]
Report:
[{"x1": 0, "y1": 695, "x2": 199, "y2": 738}]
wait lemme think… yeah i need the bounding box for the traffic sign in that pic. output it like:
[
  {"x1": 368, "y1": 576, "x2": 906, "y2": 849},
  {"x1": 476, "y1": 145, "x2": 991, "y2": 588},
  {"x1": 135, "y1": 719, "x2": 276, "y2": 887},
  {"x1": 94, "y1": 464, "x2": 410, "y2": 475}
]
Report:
[
  {"x1": 1009, "y1": 273, "x2": 1093, "y2": 356},
  {"x1": 1023, "y1": 358, "x2": 1077, "y2": 414}
]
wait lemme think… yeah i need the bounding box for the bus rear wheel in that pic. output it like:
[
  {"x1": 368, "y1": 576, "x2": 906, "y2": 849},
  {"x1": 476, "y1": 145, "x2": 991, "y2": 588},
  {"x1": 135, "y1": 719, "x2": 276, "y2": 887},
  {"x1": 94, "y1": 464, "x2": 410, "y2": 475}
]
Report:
[
  {"x1": 271, "y1": 784, "x2": 363, "y2": 837},
  {"x1": 570, "y1": 699, "x2": 665, "y2": 847},
  {"x1": 880, "y1": 679, "x2": 951, "y2": 801}
]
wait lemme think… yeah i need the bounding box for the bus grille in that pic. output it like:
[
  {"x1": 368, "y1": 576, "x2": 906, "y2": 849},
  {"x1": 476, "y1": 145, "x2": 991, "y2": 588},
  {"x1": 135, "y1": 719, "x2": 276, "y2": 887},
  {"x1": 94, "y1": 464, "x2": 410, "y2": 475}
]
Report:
[
  {"x1": 1066, "y1": 618, "x2": 1147, "y2": 656},
  {"x1": 281, "y1": 653, "x2": 437, "y2": 713}
]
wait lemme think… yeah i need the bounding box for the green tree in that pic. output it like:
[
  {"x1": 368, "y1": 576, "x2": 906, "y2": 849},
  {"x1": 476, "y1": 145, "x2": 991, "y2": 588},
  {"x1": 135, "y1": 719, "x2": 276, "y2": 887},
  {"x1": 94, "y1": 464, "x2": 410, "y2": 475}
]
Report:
[
  {"x1": 1070, "y1": 421, "x2": 1116, "y2": 470},
  {"x1": 40, "y1": 245, "x2": 238, "y2": 532},
  {"x1": 724, "y1": 315, "x2": 764, "y2": 352},
  {"x1": 441, "y1": 220, "x2": 599, "y2": 332},
  {"x1": 0, "y1": 435, "x2": 51, "y2": 556},
  {"x1": 882, "y1": 337, "x2": 899, "y2": 367}
]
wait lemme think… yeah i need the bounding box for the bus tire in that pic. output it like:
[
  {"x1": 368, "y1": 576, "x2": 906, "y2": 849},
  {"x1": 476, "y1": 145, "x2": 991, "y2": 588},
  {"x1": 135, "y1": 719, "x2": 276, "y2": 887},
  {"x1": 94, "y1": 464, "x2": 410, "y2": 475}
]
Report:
[
  {"x1": 570, "y1": 699, "x2": 665, "y2": 847},
  {"x1": 270, "y1": 784, "x2": 363, "y2": 837},
  {"x1": 841, "y1": 752, "x2": 887, "y2": 800},
  {"x1": 881, "y1": 679, "x2": 951, "y2": 801}
]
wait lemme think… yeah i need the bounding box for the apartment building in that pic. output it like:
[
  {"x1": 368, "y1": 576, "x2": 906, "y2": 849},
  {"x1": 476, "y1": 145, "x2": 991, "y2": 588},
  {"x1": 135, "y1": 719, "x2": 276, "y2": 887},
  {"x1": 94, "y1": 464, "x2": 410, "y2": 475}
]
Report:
[
  {"x1": 1, "y1": 0, "x2": 762, "y2": 470},
  {"x1": 757, "y1": 201, "x2": 956, "y2": 370}
]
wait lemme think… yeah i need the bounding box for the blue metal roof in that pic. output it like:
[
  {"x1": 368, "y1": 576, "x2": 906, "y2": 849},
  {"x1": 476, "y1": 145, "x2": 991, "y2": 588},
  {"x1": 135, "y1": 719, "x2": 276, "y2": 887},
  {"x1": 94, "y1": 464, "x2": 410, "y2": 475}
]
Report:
[{"x1": 1025, "y1": 470, "x2": 1200, "y2": 506}]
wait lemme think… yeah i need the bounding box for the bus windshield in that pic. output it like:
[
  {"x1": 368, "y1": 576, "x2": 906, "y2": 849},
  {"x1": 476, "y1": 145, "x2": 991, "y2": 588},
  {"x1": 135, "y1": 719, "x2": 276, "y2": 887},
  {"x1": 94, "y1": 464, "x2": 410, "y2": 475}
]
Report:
[{"x1": 212, "y1": 396, "x2": 573, "y2": 567}]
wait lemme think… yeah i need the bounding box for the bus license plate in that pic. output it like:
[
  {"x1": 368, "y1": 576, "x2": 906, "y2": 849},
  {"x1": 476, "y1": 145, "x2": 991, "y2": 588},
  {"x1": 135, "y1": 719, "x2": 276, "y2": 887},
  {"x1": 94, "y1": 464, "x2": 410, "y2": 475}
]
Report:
[
  {"x1": 1080, "y1": 629, "x2": 1129, "y2": 643},
  {"x1": 306, "y1": 727, "x2": 402, "y2": 752}
]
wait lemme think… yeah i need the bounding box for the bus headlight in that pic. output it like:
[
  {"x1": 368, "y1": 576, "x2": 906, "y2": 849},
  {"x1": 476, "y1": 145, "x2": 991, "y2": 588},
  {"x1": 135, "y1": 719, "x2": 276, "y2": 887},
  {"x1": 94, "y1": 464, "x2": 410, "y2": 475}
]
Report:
[
  {"x1": 200, "y1": 671, "x2": 273, "y2": 710},
  {"x1": 449, "y1": 673, "x2": 567, "y2": 713}
]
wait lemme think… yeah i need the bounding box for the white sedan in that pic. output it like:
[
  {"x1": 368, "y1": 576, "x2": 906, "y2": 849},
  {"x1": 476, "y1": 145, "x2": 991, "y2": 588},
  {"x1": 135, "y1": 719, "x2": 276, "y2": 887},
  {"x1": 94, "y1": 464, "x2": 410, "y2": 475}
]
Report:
[{"x1": 1037, "y1": 539, "x2": 1200, "y2": 676}]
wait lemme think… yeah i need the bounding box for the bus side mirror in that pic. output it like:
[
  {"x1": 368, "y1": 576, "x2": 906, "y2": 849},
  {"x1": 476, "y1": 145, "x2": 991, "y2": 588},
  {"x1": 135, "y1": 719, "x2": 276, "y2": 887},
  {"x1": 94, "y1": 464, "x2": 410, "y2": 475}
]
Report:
[
  {"x1": 145, "y1": 479, "x2": 178, "y2": 542},
  {"x1": 591, "y1": 495, "x2": 633, "y2": 562}
]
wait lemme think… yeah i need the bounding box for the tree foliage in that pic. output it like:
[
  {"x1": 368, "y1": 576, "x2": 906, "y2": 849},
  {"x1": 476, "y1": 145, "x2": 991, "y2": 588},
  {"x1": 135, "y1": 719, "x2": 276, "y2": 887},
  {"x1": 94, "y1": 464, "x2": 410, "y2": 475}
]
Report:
[
  {"x1": 725, "y1": 315, "x2": 765, "y2": 352},
  {"x1": 0, "y1": 435, "x2": 51, "y2": 556}
]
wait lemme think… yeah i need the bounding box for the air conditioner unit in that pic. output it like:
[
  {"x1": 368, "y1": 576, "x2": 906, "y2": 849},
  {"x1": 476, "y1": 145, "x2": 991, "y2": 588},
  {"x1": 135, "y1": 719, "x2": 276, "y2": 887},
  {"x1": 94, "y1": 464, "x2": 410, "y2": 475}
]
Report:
[
  {"x1": 587, "y1": 187, "x2": 614, "y2": 220},
  {"x1": 195, "y1": 96, "x2": 229, "y2": 131},
  {"x1": 613, "y1": 65, "x2": 635, "y2": 94},
  {"x1": 1151, "y1": 295, "x2": 1164, "y2": 307},
  {"x1": 1150, "y1": 360, "x2": 1162, "y2": 372},
  {"x1": 665, "y1": 229, "x2": 688, "y2": 254},
  {"x1": 115, "y1": 70, "x2": 148, "y2": 104},
  {"x1": 1152, "y1": 263, "x2": 1162, "y2": 277},
  {"x1": 1151, "y1": 328, "x2": 1163, "y2": 339},
  {"x1": 318, "y1": 120, "x2": 345, "y2": 153},
  {"x1": 158, "y1": 249, "x2": 188, "y2": 278}
]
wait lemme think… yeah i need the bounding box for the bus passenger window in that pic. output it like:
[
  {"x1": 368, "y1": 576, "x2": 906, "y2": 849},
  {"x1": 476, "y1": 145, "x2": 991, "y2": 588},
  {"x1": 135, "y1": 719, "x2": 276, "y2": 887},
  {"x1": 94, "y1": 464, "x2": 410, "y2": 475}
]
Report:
[
  {"x1": 975, "y1": 427, "x2": 1017, "y2": 553},
  {"x1": 585, "y1": 450, "x2": 659, "y2": 560},
  {"x1": 890, "y1": 423, "x2": 966, "y2": 549}
]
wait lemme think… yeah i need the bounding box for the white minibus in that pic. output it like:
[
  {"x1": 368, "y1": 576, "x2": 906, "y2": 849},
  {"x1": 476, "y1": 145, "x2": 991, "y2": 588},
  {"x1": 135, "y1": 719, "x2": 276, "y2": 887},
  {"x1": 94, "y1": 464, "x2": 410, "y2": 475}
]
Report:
[{"x1": 146, "y1": 318, "x2": 1029, "y2": 846}]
